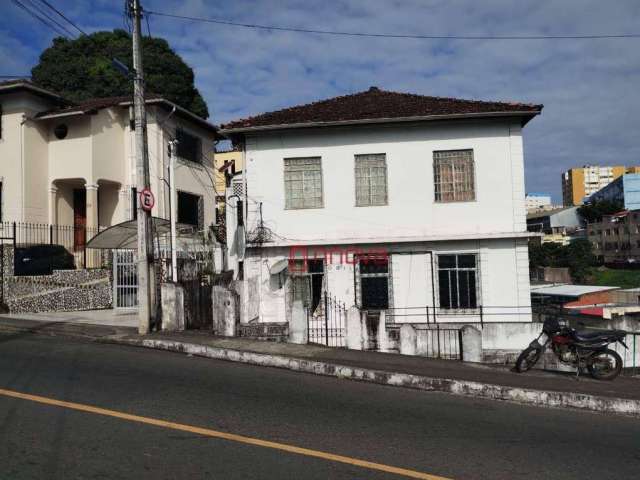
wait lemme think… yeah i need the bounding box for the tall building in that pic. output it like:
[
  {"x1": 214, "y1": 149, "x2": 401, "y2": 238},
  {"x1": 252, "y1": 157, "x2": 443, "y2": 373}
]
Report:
[
  {"x1": 562, "y1": 165, "x2": 627, "y2": 206},
  {"x1": 525, "y1": 193, "x2": 552, "y2": 212},
  {"x1": 588, "y1": 173, "x2": 640, "y2": 211}
]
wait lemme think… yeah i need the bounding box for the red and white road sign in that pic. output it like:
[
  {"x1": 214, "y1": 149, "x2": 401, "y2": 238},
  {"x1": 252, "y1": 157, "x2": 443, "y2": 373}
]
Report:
[{"x1": 139, "y1": 188, "x2": 155, "y2": 212}]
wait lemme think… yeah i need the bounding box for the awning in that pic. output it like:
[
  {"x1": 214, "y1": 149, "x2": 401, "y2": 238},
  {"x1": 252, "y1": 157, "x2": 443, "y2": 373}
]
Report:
[{"x1": 86, "y1": 218, "x2": 174, "y2": 249}]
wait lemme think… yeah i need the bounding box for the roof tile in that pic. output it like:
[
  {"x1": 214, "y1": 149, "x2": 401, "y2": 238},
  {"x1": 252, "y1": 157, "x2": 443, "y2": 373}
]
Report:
[{"x1": 222, "y1": 86, "x2": 542, "y2": 131}]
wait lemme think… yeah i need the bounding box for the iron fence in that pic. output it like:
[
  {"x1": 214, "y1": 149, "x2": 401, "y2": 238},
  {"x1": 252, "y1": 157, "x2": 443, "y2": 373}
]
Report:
[
  {"x1": 385, "y1": 305, "x2": 535, "y2": 326},
  {"x1": 415, "y1": 326, "x2": 463, "y2": 360},
  {"x1": 0, "y1": 221, "x2": 105, "y2": 270},
  {"x1": 308, "y1": 292, "x2": 346, "y2": 347}
]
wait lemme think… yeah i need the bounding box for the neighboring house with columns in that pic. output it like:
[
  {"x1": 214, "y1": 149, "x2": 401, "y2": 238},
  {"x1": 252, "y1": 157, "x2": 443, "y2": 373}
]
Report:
[{"x1": 0, "y1": 80, "x2": 219, "y2": 253}]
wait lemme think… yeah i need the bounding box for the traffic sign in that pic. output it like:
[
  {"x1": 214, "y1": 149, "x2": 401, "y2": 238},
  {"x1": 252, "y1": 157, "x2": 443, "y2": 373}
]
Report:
[{"x1": 139, "y1": 188, "x2": 155, "y2": 212}]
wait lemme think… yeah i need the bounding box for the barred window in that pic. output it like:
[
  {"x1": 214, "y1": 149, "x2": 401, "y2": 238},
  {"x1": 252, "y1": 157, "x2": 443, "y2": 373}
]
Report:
[
  {"x1": 433, "y1": 150, "x2": 475, "y2": 202},
  {"x1": 355, "y1": 154, "x2": 387, "y2": 206},
  {"x1": 437, "y1": 254, "x2": 478, "y2": 310},
  {"x1": 176, "y1": 129, "x2": 202, "y2": 164},
  {"x1": 284, "y1": 157, "x2": 323, "y2": 209}
]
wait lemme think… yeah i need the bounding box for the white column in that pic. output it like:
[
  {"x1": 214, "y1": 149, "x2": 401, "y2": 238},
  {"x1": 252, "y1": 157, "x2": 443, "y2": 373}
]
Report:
[
  {"x1": 119, "y1": 187, "x2": 132, "y2": 222},
  {"x1": 49, "y1": 186, "x2": 58, "y2": 225},
  {"x1": 85, "y1": 183, "x2": 99, "y2": 230}
]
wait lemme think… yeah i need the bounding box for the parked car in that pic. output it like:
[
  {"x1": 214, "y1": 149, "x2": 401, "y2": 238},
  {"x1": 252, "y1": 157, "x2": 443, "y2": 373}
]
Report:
[{"x1": 14, "y1": 244, "x2": 75, "y2": 276}]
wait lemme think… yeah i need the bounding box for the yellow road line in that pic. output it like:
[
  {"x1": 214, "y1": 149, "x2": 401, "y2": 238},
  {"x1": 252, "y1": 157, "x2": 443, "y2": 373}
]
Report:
[{"x1": 0, "y1": 387, "x2": 452, "y2": 480}]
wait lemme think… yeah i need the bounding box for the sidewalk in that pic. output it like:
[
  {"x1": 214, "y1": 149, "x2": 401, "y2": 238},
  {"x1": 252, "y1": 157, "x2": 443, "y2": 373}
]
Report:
[{"x1": 0, "y1": 316, "x2": 639, "y2": 416}]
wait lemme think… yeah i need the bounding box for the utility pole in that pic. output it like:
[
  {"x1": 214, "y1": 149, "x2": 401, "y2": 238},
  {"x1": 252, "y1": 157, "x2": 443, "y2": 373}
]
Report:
[
  {"x1": 130, "y1": 0, "x2": 155, "y2": 334},
  {"x1": 168, "y1": 139, "x2": 178, "y2": 283}
]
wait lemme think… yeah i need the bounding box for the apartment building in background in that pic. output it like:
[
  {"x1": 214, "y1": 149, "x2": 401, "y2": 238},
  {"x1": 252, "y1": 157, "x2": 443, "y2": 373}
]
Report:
[
  {"x1": 587, "y1": 210, "x2": 640, "y2": 264},
  {"x1": 525, "y1": 192, "x2": 553, "y2": 212},
  {"x1": 561, "y1": 165, "x2": 640, "y2": 206},
  {"x1": 562, "y1": 165, "x2": 624, "y2": 206},
  {"x1": 588, "y1": 173, "x2": 640, "y2": 211}
]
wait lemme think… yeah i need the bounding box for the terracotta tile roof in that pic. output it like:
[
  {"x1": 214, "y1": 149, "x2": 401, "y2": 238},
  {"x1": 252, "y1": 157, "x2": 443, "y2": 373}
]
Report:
[{"x1": 221, "y1": 86, "x2": 542, "y2": 132}]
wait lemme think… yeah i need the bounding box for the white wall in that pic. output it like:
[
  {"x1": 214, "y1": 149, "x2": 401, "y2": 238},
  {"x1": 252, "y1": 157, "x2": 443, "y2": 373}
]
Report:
[
  {"x1": 242, "y1": 119, "x2": 527, "y2": 244},
  {"x1": 241, "y1": 237, "x2": 532, "y2": 325},
  {"x1": 0, "y1": 92, "x2": 56, "y2": 222}
]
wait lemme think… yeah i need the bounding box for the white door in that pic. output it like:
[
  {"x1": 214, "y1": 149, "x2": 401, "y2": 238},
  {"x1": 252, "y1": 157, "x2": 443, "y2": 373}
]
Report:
[{"x1": 391, "y1": 252, "x2": 434, "y2": 323}]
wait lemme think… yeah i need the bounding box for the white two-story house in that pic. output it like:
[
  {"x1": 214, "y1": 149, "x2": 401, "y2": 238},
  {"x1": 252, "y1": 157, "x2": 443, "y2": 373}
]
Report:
[
  {"x1": 0, "y1": 79, "x2": 220, "y2": 261},
  {"x1": 221, "y1": 87, "x2": 542, "y2": 331}
]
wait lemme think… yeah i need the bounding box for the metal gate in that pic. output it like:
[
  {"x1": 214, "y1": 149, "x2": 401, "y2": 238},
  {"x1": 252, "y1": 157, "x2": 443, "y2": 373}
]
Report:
[
  {"x1": 113, "y1": 250, "x2": 138, "y2": 308},
  {"x1": 308, "y1": 292, "x2": 346, "y2": 347},
  {"x1": 182, "y1": 278, "x2": 213, "y2": 329}
]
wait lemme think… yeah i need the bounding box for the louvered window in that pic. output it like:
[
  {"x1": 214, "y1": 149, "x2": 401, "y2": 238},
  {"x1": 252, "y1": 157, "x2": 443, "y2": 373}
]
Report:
[
  {"x1": 355, "y1": 153, "x2": 387, "y2": 206},
  {"x1": 433, "y1": 149, "x2": 475, "y2": 202},
  {"x1": 284, "y1": 157, "x2": 323, "y2": 209}
]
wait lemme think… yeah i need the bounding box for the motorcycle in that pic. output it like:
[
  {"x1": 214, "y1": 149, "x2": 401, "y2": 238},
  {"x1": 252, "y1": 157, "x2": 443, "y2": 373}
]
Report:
[{"x1": 515, "y1": 318, "x2": 628, "y2": 380}]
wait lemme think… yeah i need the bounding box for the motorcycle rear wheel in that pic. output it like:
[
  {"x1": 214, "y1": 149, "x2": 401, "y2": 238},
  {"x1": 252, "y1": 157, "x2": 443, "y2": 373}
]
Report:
[
  {"x1": 587, "y1": 349, "x2": 623, "y2": 380},
  {"x1": 515, "y1": 346, "x2": 542, "y2": 373}
]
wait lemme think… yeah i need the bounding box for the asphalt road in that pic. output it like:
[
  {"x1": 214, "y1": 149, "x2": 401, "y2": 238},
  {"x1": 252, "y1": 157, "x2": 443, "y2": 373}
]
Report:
[{"x1": 0, "y1": 332, "x2": 639, "y2": 480}]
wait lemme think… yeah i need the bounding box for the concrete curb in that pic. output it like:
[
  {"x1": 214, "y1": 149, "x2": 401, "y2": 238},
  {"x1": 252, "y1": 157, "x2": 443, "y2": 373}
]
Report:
[{"x1": 112, "y1": 337, "x2": 640, "y2": 417}]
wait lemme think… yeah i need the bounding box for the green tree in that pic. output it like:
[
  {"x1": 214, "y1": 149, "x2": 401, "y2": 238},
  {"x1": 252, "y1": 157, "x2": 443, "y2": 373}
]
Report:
[
  {"x1": 31, "y1": 30, "x2": 209, "y2": 118},
  {"x1": 529, "y1": 239, "x2": 595, "y2": 282},
  {"x1": 577, "y1": 200, "x2": 623, "y2": 223}
]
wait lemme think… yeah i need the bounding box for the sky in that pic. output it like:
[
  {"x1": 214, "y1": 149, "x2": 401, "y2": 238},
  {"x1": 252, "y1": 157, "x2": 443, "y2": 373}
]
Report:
[{"x1": 1, "y1": 0, "x2": 639, "y2": 202}]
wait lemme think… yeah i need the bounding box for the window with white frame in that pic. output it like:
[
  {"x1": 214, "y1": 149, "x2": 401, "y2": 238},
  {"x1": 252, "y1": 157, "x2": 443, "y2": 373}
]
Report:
[
  {"x1": 284, "y1": 157, "x2": 323, "y2": 209},
  {"x1": 355, "y1": 153, "x2": 387, "y2": 206},
  {"x1": 437, "y1": 254, "x2": 478, "y2": 309},
  {"x1": 433, "y1": 149, "x2": 475, "y2": 202}
]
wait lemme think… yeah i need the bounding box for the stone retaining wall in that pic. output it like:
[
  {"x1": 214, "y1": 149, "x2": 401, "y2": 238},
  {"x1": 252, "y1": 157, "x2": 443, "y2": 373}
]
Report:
[{"x1": 1, "y1": 245, "x2": 112, "y2": 313}]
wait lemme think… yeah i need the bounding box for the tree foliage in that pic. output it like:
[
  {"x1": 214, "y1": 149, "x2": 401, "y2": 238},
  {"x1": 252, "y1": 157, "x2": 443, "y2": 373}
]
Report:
[
  {"x1": 31, "y1": 30, "x2": 209, "y2": 118},
  {"x1": 529, "y1": 238, "x2": 596, "y2": 283},
  {"x1": 577, "y1": 200, "x2": 623, "y2": 224}
]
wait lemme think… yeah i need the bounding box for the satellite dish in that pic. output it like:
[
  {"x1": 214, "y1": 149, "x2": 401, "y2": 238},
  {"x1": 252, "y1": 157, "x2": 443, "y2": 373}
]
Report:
[{"x1": 269, "y1": 259, "x2": 289, "y2": 275}]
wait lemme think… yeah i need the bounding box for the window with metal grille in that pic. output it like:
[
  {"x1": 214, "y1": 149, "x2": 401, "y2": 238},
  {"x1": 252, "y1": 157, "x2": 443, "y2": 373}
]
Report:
[
  {"x1": 433, "y1": 149, "x2": 475, "y2": 202},
  {"x1": 284, "y1": 157, "x2": 323, "y2": 209},
  {"x1": 437, "y1": 254, "x2": 478, "y2": 310},
  {"x1": 355, "y1": 153, "x2": 387, "y2": 206},
  {"x1": 176, "y1": 129, "x2": 202, "y2": 164},
  {"x1": 232, "y1": 178, "x2": 244, "y2": 197}
]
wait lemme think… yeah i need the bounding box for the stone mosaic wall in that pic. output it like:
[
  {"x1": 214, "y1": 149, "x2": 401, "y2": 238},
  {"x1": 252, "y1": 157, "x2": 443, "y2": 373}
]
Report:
[{"x1": 1, "y1": 246, "x2": 113, "y2": 313}]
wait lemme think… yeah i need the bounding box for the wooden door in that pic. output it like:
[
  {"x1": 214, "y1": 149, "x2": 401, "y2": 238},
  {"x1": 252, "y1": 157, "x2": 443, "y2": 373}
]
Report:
[{"x1": 73, "y1": 189, "x2": 86, "y2": 251}]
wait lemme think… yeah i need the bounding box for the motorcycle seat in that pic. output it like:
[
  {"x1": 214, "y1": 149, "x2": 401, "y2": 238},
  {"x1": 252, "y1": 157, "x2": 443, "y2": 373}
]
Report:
[{"x1": 572, "y1": 329, "x2": 625, "y2": 343}]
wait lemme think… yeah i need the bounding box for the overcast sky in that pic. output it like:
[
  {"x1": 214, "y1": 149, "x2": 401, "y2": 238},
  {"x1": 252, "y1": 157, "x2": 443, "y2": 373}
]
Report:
[{"x1": 2, "y1": 0, "x2": 639, "y2": 201}]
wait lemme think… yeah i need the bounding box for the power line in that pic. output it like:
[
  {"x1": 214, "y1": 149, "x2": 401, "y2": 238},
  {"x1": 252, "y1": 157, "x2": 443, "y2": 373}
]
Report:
[
  {"x1": 0, "y1": 75, "x2": 31, "y2": 79},
  {"x1": 23, "y1": 0, "x2": 76, "y2": 37},
  {"x1": 11, "y1": 0, "x2": 72, "y2": 38},
  {"x1": 146, "y1": 10, "x2": 640, "y2": 41},
  {"x1": 35, "y1": 0, "x2": 88, "y2": 36}
]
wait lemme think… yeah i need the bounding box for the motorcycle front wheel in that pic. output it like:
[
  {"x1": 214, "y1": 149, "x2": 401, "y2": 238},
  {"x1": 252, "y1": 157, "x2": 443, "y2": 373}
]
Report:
[
  {"x1": 587, "y1": 349, "x2": 623, "y2": 380},
  {"x1": 515, "y1": 346, "x2": 542, "y2": 373}
]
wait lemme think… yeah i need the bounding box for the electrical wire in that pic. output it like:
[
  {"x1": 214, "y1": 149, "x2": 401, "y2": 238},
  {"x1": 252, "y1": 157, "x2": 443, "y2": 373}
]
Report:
[
  {"x1": 23, "y1": 0, "x2": 76, "y2": 38},
  {"x1": 11, "y1": 0, "x2": 72, "y2": 38},
  {"x1": 35, "y1": 0, "x2": 88, "y2": 36},
  {"x1": 145, "y1": 9, "x2": 640, "y2": 41}
]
